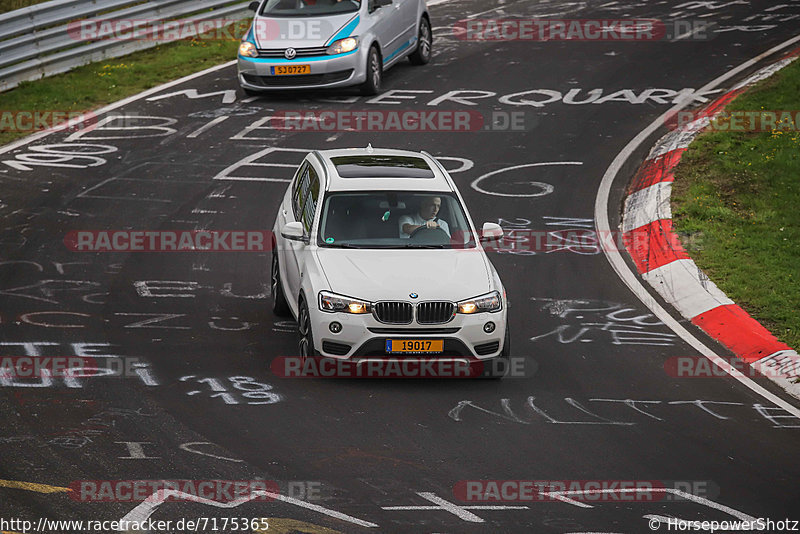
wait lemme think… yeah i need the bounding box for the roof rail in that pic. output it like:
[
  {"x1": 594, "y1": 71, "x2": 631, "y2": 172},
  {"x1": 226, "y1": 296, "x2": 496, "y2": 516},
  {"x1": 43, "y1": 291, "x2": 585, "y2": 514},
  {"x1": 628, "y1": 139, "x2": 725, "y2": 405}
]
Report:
[{"x1": 420, "y1": 150, "x2": 455, "y2": 191}]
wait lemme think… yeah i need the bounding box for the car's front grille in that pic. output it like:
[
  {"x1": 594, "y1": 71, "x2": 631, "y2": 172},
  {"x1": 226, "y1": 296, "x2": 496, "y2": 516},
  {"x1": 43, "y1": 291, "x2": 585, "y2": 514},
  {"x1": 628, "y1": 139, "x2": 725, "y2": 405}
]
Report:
[
  {"x1": 257, "y1": 46, "x2": 329, "y2": 58},
  {"x1": 322, "y1": 341, "x2": 351, "y2": 356},
  {"x1": 416, "y1": 302, "x2": 456, "y2": 324},
  {"x1": 367, "y1": 327, "x2": 460, "y2": 334},
  {"x1": 474, "y1": 341, "x2": 500, "y2": 356},
  {"x1": 242, "y1": 70, "x2": 353, "y2": 87},
  {"x1": 373, "y1": 302, "x2": 413, "y2": 324}
]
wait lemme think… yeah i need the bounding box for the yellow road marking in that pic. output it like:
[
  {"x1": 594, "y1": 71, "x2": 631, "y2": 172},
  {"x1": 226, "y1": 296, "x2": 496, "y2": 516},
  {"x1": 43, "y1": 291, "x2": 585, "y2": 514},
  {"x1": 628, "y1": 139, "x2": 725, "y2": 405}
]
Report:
[
  {"x1": 254, "y1": 517, "x2": 344, "y2": 534},
  {"x1": 0, "y1": 479, "x2": 72, "y2": 494}
]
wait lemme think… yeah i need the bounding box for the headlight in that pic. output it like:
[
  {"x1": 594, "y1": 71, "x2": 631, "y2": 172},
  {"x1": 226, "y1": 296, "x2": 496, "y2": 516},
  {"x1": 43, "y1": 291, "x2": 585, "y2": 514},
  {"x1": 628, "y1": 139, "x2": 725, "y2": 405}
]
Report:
[
  {"x1": 457, "y1": 291, "x2": 502, "y2": 314},
  {"x1": 326, "y1": 37, "x2": 358, "y2": 55},
  {"x1": 319, "y1": 291, "x2": 372, "y2": 314},
  {"x1": 239, "y1": 41, "x2": 258, "y2": 58}
]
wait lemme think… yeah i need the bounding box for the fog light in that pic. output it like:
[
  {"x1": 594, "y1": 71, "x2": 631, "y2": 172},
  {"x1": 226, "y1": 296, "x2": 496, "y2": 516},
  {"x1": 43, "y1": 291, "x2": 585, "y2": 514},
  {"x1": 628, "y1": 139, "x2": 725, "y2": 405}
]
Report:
[
  {"x1": 329, "y1": 322, "x2": 342, "y2": 333},
  {"x1": 483, "y1": 321, "x2": 495, "y2": 333}
]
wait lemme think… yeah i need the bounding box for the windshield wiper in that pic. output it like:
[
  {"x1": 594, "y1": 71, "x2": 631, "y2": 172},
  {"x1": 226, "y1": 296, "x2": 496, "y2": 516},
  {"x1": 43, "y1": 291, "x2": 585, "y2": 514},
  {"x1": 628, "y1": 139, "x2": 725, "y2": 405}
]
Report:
[{"x1": 322, "y1": 243, "x2": 363, "y2": 249}]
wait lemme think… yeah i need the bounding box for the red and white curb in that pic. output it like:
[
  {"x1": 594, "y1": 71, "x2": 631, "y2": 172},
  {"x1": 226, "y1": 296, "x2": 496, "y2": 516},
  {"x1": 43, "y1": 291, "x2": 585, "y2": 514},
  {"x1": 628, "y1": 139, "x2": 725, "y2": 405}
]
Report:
[{"x1": 621, "y1": 51, "x2": 800, "y2": 394}]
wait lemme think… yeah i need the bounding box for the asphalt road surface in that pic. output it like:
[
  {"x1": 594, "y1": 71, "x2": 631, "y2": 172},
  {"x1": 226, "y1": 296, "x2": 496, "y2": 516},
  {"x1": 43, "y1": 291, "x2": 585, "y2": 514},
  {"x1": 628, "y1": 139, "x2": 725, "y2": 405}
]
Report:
[{"x1": 1, "y1": 1, "x2": 799, "y2": 532}]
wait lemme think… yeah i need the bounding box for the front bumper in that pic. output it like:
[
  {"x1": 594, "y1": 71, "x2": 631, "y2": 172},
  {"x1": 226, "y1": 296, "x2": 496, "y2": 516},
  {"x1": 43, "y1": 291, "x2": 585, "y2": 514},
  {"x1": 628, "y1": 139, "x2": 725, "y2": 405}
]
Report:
[
  {"x1": 310, "y1": 305, "x2": 508, "y2": 360},
  {"x1": 237, "y1": 49, "x2": 365, "y2": 90}
]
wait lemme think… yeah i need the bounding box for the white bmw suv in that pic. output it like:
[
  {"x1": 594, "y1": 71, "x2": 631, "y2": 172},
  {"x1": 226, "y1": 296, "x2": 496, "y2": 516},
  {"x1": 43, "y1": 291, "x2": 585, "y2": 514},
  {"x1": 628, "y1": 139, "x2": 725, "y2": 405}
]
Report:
[{"x1": 271, "y1": 147, "x2": 509, "y2": 377}]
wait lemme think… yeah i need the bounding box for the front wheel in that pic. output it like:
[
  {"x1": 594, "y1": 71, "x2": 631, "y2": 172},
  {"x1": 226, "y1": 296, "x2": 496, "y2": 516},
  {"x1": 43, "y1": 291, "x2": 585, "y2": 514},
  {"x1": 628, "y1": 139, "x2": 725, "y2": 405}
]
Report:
[
  {"x1": 360, "y1": 46, "x2": 382, "y2": 96},
  {"x1": 271, "y1": 252, "x2": 291, "y2": 317},
  {"x1": 408, "y1": 17, "x2": 432, "y2": 65},
  {"x1": 298, "y1": 298, "x2": 317, "y2": 359}
]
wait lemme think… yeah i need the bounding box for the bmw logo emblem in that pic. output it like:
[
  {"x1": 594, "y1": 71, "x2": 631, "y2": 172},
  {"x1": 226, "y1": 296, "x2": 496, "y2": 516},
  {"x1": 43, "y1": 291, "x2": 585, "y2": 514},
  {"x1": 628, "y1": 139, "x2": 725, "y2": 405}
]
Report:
[
  {"x1": 409, "y1": 293, "x2": 418, "y2": 299},
  {"x1": 284, "y1": 48, "x2": 297, "y2": 60}
]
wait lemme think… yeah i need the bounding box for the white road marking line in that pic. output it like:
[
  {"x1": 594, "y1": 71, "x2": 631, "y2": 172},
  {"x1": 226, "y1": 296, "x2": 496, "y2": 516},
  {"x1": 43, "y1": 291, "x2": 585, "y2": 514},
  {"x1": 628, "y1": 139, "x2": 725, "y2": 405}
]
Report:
[
  {"x1": 115, "y1": 441, "x2": 160, "y2": 460},
  {"x1": 119, "y1": 489, "x2": 378, "y2": 530},
  {"x1": 595, "y1": 33, "x2": 800, "y2": 418},
  {"x1": 381, "y1": 492, "x2": 528, "y2": 523},
  {"x1": 178, "y1": 442, "x2": 244, "y2": 462},
  {"x1": 671, "y1": 24, "x2": 708, "y2": 42},
  {"x1": 470, "y1": 161, "x2": 581, "y2": 198},
  {"x1": 465, "y1": 0, "x2": 530, "y2": 20},
  {"x1": 187, "y1": 116, "x2": 229, "y2": 138},
  {"x1": 146, "y1": 89, "x2": 237, "y2": 104},
  {"x1": 0, "y1": 62, "x2": 237, "y2": 156},
  {"x1": 545, "y1": 488, "x2": 758, "y2": 522}
]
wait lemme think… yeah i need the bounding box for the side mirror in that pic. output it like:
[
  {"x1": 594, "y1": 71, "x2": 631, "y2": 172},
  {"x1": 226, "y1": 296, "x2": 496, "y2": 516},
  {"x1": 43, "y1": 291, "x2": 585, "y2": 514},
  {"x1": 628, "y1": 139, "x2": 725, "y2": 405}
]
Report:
[
  {"x1": 480, "y1": 222, "x2": 503, "y2": 242},
  {"x1": 248, "y1": 1, "x2": 259, "y2": 11},
  {"x1": 281, "y1": 222, "x2": 308, "y2": 243}
]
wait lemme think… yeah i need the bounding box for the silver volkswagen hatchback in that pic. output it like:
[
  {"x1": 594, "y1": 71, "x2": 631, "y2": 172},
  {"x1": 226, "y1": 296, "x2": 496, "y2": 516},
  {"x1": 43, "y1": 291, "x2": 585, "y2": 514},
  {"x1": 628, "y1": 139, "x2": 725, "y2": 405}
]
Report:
[{"x1": 238, "y1": 0, "x2": 431, "y2": 95}]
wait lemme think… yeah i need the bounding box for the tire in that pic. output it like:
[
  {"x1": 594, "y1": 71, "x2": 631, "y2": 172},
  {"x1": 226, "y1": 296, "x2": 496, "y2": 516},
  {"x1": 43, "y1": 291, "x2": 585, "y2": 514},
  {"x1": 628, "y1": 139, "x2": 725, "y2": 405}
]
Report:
[
  {"x1": 481, "y1": 326, "x2": 510, "y2": 379},
  {"x1": 297, "y1": 297, "x2": 317, "y2": 359},
  {"x1": 360, "y1": 46, "x2": 382, "y2": 96},
  {"x1": 271, "y1": 251, "x2": 291, "y2": 317},
  {"x1": 408, "y1": 16, "x2": 432, "y2": 65}
]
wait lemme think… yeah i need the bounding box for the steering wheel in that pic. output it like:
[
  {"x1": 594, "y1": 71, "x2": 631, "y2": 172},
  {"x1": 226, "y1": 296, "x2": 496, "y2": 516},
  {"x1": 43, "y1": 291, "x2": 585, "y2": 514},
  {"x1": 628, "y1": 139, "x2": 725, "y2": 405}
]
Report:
[{"x1": 408, "y1": 225, "x2": 450, "y2": 243}]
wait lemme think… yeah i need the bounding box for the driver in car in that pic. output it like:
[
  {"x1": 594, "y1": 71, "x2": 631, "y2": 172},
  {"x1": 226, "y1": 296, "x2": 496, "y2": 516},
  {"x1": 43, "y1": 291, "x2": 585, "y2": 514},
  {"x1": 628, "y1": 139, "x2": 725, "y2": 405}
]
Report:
[{"x1": 399, "y1": 196, "x2": 450, "y2": 238}]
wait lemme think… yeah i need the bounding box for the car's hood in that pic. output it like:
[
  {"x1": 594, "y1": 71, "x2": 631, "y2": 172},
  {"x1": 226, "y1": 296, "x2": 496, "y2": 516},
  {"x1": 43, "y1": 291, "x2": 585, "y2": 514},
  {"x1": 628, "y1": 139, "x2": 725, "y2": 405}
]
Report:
[
  {"x1": 315, "y1": 248, "x2": 493, "y2": 302},
  {"x1": 252, "y1": 12, "x2": 359, "y2": 49}
]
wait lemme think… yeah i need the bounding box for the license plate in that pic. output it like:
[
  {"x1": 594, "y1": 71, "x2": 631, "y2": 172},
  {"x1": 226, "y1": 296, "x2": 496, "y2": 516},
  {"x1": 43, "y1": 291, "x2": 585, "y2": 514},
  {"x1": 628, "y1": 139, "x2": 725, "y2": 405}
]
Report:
[
  {"x1": 385, "y1": 339, "x2": 444, "y2": 354},
  {"x1": 271, "y1": 65, "x2": 310, "y2": 75}
]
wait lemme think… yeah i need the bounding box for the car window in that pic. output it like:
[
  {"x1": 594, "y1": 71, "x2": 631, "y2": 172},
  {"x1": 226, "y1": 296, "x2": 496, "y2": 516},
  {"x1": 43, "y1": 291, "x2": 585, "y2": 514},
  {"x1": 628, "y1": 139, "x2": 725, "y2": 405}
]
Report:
[
  {"x1": 260, "y1": 0, "x2": 361, "y2": 17},
  {"x1": 291, "y1": 161, "x2": 309, "y2": 221},
  {"x1": 292, "y1": 161, "x2": 320, "y2": 233},
  {"x1": 318, "y1": 191, "x2": 477, "y2": 249},
  {"x1": 301, "y1": 166, "x2": 320, "y2": 233}
]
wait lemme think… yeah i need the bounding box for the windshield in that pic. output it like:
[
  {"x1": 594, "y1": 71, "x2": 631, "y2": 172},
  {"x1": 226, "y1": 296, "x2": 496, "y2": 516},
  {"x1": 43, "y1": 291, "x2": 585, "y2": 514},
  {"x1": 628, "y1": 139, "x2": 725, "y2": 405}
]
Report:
[
  {"x1": 260, "y1": 0, "x2": 361, "y2": 17},
  {"x1": 317, "y1": 192, "x2": 477, "y2": 249}
]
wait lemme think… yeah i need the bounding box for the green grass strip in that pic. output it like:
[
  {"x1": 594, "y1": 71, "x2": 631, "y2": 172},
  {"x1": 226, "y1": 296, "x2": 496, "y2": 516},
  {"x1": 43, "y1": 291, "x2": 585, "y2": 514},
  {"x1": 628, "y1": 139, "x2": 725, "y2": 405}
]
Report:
[
  {"x1": 1, "y1": 33, "x2": 241, "y2": 146},
  {"x1": 1, "y1": 0, "x2": 49, "y2": 13},
  {"x1": 671, "y1": 57, "x2": 800, "y2": 350}
]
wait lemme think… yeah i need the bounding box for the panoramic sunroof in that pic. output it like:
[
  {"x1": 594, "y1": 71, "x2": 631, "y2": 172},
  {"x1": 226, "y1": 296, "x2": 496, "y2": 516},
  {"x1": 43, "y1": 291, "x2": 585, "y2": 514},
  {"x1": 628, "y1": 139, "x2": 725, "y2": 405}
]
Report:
[{"x1": 331, "y1": 156, "x2": 435, "y2": 178}]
